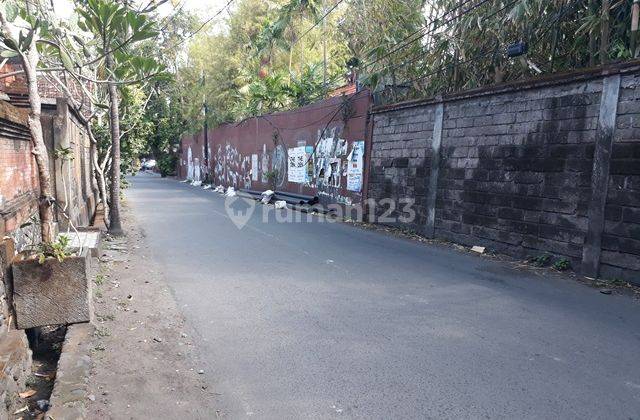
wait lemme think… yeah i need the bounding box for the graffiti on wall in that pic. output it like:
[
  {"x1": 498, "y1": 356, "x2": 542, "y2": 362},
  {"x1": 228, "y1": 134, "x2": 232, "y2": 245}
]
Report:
[
  {"x1": 272, "y1": 144, "x2": 287, "y2": 188},
  {"x1": 202, "y1": 126, "x2": 364, "y2": 205},
  {"x1": 213, "y1": 143, "x2": 252, "y2": 189}
]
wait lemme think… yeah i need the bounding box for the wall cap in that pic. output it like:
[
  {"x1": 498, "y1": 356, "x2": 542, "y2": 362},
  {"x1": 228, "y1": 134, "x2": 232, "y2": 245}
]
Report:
[{"x1": 371, "y1": 60, "x2": 640, "y2": 115}]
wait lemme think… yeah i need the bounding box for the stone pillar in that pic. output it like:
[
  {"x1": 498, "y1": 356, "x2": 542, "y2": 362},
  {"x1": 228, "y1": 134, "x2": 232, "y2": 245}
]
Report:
[
  {"x1": 53, "y1": 98, "x2": 73, "y2": 230},
  {"x1": 581, "y1": 74, "x2": 621, "y2": 278}
]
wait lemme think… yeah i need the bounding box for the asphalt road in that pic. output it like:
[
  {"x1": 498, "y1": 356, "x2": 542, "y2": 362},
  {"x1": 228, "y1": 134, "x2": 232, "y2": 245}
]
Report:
[{"x1": 127, "y1": 172, "x2": 640, "y2": 420}]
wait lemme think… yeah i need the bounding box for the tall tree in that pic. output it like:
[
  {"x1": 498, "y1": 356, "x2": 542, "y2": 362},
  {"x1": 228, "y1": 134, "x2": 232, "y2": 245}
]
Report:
[
  {"x1": 76, "y1": 0, "x2": 162, "y2": 234},
  {"x1": 0, "y1": 4, "x2": 56, "y2": 242}
]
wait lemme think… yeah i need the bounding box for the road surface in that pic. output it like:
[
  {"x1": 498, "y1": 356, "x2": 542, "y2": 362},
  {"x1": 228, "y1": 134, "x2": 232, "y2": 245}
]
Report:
[{"x1": 127, "y1": 172, "x2": 640, "y2": 419}]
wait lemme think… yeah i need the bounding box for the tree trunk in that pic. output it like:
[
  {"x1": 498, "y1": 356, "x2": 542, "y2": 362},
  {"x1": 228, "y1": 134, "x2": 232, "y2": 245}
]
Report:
[
  {"x1": 106, "y1": 53, "x2": 123, "y2": 235},
  {"x1": 88, "y1": 126, "x2": 110, "y2": 226},
  {"x1": 22, "y1": 38, "x2": 56, "y2": 243},
  {"x1": 589, "y1": 0, "x2": 597, "y2": 66},
  {"x1": 600, "y1": 0, "x2": 610, "y2": 65}
]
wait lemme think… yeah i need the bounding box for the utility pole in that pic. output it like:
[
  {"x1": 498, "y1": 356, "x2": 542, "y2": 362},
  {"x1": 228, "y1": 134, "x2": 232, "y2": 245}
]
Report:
[
  {"x1": 322, "y1": 0, "x2": 327, "y2": 96},
  {"x1": 201, "y1": 72, "x2": 210, "y2": 183}
]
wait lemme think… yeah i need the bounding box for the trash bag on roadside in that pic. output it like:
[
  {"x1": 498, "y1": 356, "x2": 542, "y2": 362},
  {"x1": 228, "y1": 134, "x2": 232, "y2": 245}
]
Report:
[{"x1": 261, "y1": 189, "x2": 274, "y2": 204}]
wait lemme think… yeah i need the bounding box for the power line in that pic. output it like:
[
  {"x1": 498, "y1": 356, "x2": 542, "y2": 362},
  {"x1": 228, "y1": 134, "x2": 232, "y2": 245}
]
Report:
[
  {"x1": 171, "y1": 0, "x2": 236, "y2": 49},
  {"x1": 406, "y1": 43, "x2": 501, "y2": 87},
  {"x1": 369, "y1": 0, "x2": 520, "y2": 79},
  {"x1": 292, "y1": 0, "x2": 346, "y2": 47},
  {"x1": 360, "y1": 0, "x2": 491, "y2": 71},
  {"x1": 399, "y1": 0, "x2": 584, "y2": 89}
]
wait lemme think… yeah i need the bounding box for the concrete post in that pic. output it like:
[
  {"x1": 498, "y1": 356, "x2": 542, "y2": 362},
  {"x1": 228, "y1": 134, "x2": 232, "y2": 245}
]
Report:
[
  {"x1": 425, "y1": 102, "x2": 444, "y2": 238},
  {"x1": 53, "y1": 98, "x2": 74, "y2": 230},
  {"x1": 581, "y1": 74, "x2": 621, "y2": 278}
]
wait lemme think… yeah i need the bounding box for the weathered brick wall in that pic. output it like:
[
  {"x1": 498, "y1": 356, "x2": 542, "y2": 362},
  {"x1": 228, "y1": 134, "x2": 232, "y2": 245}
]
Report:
[
  {"x1": 1, "y1": 59, "x2": 92, "y2": 114},
  {"x1": 0, "y1": 105, "x2": 38, "y2": 212},
  {"x1": 369, "y1": 65, "x2": 640, "y2": 283},
  {"x1": 0, "y1": 100, "x2": 40, "y2": 332}
]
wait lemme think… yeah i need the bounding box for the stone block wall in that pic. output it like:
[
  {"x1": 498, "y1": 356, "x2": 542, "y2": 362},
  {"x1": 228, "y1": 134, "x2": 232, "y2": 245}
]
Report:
[
  {"x1": 368, "y1": 63, "x2": 640, "y2": 283},
  {"x1": 600, "y1": 77, "x2": 640, "y2": 279},
  {"x1": 369, "y1": 107, "x2": 436, "y2": 227}
]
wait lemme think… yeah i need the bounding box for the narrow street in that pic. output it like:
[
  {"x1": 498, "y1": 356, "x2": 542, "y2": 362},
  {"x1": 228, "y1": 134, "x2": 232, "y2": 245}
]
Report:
[{"x1": 127, "y1": 172, "x2": 640, "y2": 419}]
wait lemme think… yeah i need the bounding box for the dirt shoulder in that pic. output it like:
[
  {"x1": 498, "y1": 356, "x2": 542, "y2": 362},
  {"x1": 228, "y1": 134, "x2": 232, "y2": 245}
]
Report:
[{"x1": 87, "y1": 204, "x2": 221, "y2": 419}]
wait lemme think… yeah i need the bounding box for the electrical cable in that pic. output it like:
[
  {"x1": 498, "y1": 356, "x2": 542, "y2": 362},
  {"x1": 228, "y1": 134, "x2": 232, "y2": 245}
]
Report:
[
  {"x1": 169, "y1": 0, "x2": 236, "y2": 49},
  {"x1": 360, "y1": 0, "x2": 491, "y2": 71},
  {"x1": 368, "y1": 0, "x2": 520, "y2": 79},
  {"x1": 292, "y1": 0, "x2": 346, "y2": 46}
]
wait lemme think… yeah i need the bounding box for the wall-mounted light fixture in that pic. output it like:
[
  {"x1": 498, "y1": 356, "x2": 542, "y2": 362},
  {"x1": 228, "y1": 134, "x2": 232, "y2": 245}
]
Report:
[{"x1": 507, "y1": 41, "x2": 528, "y2": 58}]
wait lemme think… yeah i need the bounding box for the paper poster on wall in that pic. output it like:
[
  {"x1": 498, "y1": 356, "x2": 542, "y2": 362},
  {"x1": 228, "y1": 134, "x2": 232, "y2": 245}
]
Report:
[
  {"x1": 251, "y1": 154, "x2": 258, "y2": 181},
  {"x1": 287, "y1": 146, "x2": 306, "y2": 183},
  {"x1": 347, "y1": 140, "x2": 365, "y2": 192},
  {"x1": 305, "y1": 145, "x2": 314, "y2": 182}
]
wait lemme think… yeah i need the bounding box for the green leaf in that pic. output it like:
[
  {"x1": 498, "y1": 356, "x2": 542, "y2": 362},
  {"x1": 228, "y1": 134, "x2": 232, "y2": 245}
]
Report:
[
  {"x1": 130, "y1": 30, "x2": 158, "y2": 43},
  {"x1": 59, "y1": 48, "x2": 74, "y2": 72},
  {"x1": 3, "y1": 38, "x2": 18, "y2": 52},
  {"x1": 0, "y1": 49, "x2": 18, "y2": 58},
  {"x1": 4, "y1": 3, "x2": 18, "y2": 22}
]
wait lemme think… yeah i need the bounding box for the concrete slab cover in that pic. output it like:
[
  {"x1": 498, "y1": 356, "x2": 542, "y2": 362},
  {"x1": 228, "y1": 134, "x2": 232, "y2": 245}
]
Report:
[
  {"x1": 12, "y1": 253, "x2": 92, "y2": 329},
  {"x1": 59, "y1": 232, "x2": 101, "y2": 257}
]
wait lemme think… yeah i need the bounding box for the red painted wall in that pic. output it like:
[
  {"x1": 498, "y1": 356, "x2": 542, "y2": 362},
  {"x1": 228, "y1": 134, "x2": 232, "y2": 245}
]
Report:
[{"x1": 179, "y1": 90, "x2": 371, "y2": 205}]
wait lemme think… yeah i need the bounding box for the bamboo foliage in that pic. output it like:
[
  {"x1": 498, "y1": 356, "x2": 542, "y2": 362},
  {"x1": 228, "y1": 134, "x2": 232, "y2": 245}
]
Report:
[{"x1": 353, "y1": 0, "x2": 633, "y2": 102}]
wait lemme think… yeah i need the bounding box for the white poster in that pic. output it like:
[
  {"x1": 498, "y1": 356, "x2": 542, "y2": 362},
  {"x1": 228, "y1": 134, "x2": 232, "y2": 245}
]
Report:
[
  {"x1": 251, "y1": 154, "x2": 258, "y2": 181},
  {"x1": 287, "y1": 146, "x2": 306, "y2": 183},
  {"x1": 347, "y1": 141, "x2": 365, "y2": 192}
]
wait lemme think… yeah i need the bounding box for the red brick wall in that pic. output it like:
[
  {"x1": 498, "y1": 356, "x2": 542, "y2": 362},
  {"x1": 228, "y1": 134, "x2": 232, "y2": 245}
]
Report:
[
  {"x1": 0, "y1": 100, "x2": 39, "y2": 239},
  {"x1": 0, "y1": 137, "x2": 38, "y2": 205},
  {"x1": 0, "y1": 60, "x2": 91, "y2": 114},
  {"x1": 179, "y1": 91, "x2": 371, "y2": 206}
]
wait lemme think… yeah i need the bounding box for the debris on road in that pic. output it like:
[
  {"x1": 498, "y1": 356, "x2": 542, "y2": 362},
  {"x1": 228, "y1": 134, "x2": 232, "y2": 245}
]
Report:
[
  {"x1": 18, "y1": 389, "x2": 36, "y2": 399},
  {"x1": 261, "y1": 189, "x2": 274, "y2": 204},
  {"x1": 471, "y1": 246, "x2": 486, "y2": 254},
  {"x1": 36, "y1": 399, "x2": 49, "y2": 411}
]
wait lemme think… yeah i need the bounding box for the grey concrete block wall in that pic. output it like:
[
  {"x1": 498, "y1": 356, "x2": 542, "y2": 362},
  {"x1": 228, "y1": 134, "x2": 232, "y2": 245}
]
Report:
[
  {"x1": 600, "y1": 73, "x2": 640, "y2": 280},
  {"x1": 368, "y1": 65, "x2": 640, "y2": 283},
  {"x1": 369, "y1": 106, "x2": 436, "y2": 227}
]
